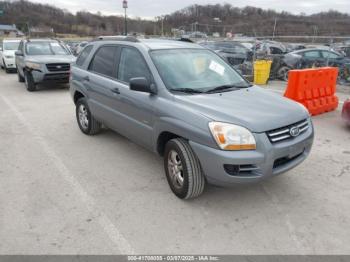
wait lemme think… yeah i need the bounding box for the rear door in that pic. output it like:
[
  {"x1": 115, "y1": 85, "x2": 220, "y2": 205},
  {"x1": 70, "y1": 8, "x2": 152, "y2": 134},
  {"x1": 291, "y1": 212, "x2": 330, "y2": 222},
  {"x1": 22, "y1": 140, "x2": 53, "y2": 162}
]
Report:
[{"x1": 83, "y1": 45, "x2": 125, "y2": 129}]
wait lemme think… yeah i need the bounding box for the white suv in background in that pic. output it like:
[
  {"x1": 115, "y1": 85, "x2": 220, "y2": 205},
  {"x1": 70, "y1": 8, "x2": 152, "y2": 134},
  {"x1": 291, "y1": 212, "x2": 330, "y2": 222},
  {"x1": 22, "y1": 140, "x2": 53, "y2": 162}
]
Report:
[{"x1": 0, "y1": 38, "x2": 21, "y2": 73}]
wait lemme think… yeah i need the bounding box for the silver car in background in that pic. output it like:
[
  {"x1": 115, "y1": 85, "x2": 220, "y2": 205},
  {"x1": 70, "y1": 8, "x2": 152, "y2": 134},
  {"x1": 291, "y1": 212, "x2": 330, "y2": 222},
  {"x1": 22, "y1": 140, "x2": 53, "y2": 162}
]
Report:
[
  {"x1": 15, "y1": 38, "x2": 76, "y2": 91},
  {"x1": 70, "y1": 37, "x2": 314, "y2": 199},
  {"x1": 0, "y1": 38, "x2": 21, "y2": 73}
]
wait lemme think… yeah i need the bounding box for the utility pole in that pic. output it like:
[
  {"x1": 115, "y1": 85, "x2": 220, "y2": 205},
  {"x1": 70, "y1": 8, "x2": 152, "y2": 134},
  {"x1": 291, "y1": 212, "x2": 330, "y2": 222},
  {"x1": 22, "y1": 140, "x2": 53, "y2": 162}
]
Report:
[
  {"x1": 272, "y1": 18, "x2": 277, "y2": 40},
  {"x1": 123, "y1": 0, "x2": 128, "y2": 36},
  {"x1": 161, "y1": 16, "x2": 164, "y2": 36}
]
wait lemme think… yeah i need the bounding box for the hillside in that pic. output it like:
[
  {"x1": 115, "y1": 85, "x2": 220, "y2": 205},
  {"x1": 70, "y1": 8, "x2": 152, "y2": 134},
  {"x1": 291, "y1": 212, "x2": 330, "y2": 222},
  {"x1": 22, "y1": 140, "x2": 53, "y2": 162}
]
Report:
[
  {"x1": 0, "y1": 0, "x2": 350, "y2": 38},
  {"x1": 0, "y1": 0, "x2": 156, "y2": 36},
  {"x1": 164, "y1": 4, "x2": 350, "y2": 37}
]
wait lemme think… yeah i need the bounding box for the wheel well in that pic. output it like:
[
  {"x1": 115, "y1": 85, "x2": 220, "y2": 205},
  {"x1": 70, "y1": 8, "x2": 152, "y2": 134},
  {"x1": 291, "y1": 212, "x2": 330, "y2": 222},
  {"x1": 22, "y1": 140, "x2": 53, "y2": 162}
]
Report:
[
  {"x1": 74, "y1": 91, "x2": 85, "y2": 104},
  {"x1": 157, "y1": 132, "x2": 181, "y2": 156}
]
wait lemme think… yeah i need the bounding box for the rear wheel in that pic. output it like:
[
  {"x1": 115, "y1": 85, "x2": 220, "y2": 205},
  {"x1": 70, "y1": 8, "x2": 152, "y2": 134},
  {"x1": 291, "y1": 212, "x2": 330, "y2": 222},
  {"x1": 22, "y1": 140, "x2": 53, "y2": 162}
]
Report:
[
  {"x1": 24, "y1": 71, "x2": 36, "y2": 92},
  {"x1": 76, "y1": 98, "x2": 101, "y2": 135},
  {"x1": 164, "y1": 138, "x2": 205, "y2": 199}
]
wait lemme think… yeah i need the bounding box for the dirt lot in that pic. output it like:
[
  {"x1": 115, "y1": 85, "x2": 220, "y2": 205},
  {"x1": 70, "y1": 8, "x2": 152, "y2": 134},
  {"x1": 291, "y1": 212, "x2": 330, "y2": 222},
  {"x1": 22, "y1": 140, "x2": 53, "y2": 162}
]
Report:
[{"x1": 0, "y1": 69, "x2": 349, "y2": 255}]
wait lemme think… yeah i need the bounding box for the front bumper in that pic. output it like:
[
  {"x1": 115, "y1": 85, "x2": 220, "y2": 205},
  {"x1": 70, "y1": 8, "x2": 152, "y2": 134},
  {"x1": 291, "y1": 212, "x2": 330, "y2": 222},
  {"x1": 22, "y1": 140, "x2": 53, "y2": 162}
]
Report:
[
  {"x1": 31, "y1": 70, "x2": 70, "y2": 84},
  {"x1": 190, "y1": 119, "x2": 314, "y2": 186}
]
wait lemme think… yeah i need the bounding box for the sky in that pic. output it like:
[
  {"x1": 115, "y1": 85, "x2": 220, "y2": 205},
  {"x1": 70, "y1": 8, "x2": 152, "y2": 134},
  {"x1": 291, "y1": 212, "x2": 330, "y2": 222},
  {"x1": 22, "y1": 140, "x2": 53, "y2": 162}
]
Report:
[{"x1": 28, "y1": 0, "x2": 350, "y2": 18}]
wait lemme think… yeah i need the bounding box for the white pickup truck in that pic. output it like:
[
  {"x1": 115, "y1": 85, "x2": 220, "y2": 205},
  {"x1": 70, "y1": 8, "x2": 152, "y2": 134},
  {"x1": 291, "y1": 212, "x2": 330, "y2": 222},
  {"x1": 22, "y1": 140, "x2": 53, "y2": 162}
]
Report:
[{"x1": 0, "y1": 38, "x2": 21, "y2": 73}]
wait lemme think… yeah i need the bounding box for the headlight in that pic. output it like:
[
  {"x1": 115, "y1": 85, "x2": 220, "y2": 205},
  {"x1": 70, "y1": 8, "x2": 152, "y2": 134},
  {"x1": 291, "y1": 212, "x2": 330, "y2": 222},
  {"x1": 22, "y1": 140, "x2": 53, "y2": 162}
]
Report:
[
  {"x1": 25, "y1": 62, "x2": 41, "y2": 70},
  {"x1": 209, "y1": 122, "x2": 256, "y2": 151},
  {"x1": 5, "y1": 55, "x2": 14, "y2": 59}
]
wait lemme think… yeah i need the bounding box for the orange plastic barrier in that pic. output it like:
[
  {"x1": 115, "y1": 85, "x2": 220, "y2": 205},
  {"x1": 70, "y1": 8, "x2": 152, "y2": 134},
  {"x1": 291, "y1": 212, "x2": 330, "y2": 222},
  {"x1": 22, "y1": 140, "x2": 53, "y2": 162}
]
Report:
[{"x1": 284, "y1": 67, "x2": 339, "y2": 116}]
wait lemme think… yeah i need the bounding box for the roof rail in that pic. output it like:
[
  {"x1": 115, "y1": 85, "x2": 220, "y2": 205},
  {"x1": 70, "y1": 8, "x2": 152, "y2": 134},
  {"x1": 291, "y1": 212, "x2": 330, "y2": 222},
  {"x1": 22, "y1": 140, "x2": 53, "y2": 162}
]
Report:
[
  {"x1": 93, "y1": 35, "x2": 140, "y2": 43},
  {"x1": 179, "y1": 37, "x2": 194, "y2": 43}
]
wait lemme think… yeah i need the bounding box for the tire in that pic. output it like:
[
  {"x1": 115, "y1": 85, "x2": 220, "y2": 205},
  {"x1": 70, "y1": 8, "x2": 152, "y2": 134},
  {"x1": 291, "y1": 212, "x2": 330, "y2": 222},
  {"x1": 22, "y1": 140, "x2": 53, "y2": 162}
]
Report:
[
  {"x1": 277, "y1": 66, "x2": 291, "y2": 82},
  {"x1": 17, "y1": 69, "x2": 25, "y2": 82},
  {"x1": 3, "y1": 60, "x2": 9, "y2": 73},
  {"x1": 76, "y1": 98, "x2": 101, "y2": 135},
  {"x1": 1, "y1": 60, "x2": 4, "y2": 70},
  {"x1": 24, "y1": 71, "x2": 36, "y2": 92},
  {"x1": 164, "y1": 138, "x2": 205, "y2": 199}
]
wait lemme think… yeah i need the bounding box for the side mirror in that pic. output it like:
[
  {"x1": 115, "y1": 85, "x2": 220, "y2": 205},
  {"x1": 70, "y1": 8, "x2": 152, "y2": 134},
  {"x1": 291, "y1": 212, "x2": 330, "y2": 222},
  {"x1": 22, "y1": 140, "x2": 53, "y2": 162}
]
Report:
[
  {"x1": 130, "y1": 77, "x2": 155, "y2": 94},
  {"x1": 15, "y1": 50, "x2": 23, "y2": 56}
]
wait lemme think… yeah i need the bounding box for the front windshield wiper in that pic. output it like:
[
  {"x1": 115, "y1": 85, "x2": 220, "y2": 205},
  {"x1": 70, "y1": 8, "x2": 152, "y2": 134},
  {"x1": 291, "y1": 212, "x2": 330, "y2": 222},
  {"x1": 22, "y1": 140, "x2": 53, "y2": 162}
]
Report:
[
  {"x1": 205, "y1": 84, "x2": 252, "y2": 94},
  {"x1": 170, "y1": 88, "x2": 204, "y2": 94}
]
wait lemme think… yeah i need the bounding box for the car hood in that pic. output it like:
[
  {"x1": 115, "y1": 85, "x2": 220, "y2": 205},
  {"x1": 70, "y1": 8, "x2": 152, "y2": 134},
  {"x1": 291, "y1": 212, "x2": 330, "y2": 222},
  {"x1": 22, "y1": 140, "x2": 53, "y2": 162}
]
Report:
[
  {"x1": 26, "y1": 55, "x2": 76, "y2": 64},
  {"x1": 174, "y1": 86, "x2": 309, "y2": 133},
  {"x1": 3, "y1": 50, "x2": 16, "y2": 57}
]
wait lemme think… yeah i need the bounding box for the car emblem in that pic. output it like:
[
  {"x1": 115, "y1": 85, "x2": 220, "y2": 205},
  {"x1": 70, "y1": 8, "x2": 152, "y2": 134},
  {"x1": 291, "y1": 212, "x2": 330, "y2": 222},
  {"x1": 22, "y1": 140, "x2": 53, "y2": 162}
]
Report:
[
  {"x1": 290, "y1": 126, "x2": 300, "y2": 137},
  {"x1": 56, "y1": 65, "x2": 62, "y2": 69}
]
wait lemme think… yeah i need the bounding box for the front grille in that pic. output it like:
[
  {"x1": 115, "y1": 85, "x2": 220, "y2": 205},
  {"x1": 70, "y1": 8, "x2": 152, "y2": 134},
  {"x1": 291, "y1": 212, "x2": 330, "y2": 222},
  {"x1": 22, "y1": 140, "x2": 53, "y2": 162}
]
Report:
[
  {"x1": 266, "y1": 119, "x2": 309, "y2": 144},
  {"x1": 273, "y1": 151, "x2": 304, "y2": 169},
  {"x1": 43, "y1": 73, "x2": 70, "y2": 82},
  {"x1": 46, "y1": 63, "x2": 70, "y2": 72},
  {"x1": 224, "y1": 164, "x2": 259, "y2": 177}
]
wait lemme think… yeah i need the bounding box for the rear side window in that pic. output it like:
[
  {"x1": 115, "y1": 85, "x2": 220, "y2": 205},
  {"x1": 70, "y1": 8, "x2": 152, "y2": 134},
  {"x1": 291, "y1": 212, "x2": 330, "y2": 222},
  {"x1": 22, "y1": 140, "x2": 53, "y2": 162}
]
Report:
[
  {"x1": 118, "y1": 47, "x2": 151, "y2": 83},
  {"x1": 321, "y1": 51, "x2": 340, "y2": 59},
  {"x1": 89, "y1": 46, "x2": 118, "y2": 77},
  {"x1": 303, "y1": 51, "x2": 320, "y2": 58},
  {"x1": 76, "y1": 46, "x2": 93, "y2": 67}
]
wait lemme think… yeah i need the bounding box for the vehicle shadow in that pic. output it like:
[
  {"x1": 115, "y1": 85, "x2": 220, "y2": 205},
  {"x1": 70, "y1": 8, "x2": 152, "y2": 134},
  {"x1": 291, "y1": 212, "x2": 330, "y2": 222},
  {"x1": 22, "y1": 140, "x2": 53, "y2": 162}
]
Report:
[{"x1": 35, "y1": 83, "x2": 69, "y2": 92}]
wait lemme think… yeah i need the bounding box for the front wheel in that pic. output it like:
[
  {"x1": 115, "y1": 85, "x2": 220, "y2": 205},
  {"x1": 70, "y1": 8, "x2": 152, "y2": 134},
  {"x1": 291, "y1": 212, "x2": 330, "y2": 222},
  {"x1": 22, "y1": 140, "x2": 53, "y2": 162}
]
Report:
[
  {"x1": 164, "y1": 138, "x2": 205, "y2": 199},
  {"x1": 17, "y1": 69, "x2": 25, "y2": 82},
  {"x1": 76, "y1": 98, "x2": 101, "y2": 135},
  {"x1": 3, "y1": 60, "x2": 10, "y2": 73},
  {"x1": 24, "y1": 71, "x2": 36, "y2": 92}
]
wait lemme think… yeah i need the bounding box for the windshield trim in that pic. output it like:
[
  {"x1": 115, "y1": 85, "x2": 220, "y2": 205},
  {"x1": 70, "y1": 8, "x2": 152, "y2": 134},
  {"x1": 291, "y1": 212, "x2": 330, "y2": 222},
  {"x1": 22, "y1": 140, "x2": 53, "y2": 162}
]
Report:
[{"x1": 149, "y1": 48, "x2": 250, "y2": 95}]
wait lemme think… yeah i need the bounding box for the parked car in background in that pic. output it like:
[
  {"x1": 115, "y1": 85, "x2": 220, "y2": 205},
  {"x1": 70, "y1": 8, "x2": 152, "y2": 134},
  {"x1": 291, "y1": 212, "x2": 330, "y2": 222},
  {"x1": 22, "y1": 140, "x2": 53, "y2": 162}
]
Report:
[
  {"x1": 70, "y1": 36, "x2": 313, "y2": 199},
  {"x1": 65, "y1": 41, "x2": 80, "y2": 54},
  {"x1": 182, "y1": 32, "x2": 208, "y2": 39},
  {"x1": 335, "y1": 46, "x2": 350, "y2": 58},
  {"x1": 342, "y1": 99, "x2": 350, "y2": 126},
  {"x1": 255, "y1": 40, "x2": 287, "y2": 55},
  {"x1": 15, "y1": 38, "x2": 76, "y2": 91},
  {"x1": 74, "y1": 41, "x2": 88, "y2": 56},
  {"x1": 285, "y1": 43, "x2": 306, "y2": 52},
  {"x1": 275, "y1": 48, "x2": 350, "y2": 81},
  {"x1": 0, "y1": 38, "x2": 21, "y2": 73},
  {"x1": 199, "y1": 41, "x2": 253, "y2": 66}
]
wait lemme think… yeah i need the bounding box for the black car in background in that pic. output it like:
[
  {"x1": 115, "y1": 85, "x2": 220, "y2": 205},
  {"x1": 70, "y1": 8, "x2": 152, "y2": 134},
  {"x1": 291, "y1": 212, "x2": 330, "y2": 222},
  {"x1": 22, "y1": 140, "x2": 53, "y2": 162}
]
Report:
[
  {"x1": 199, "y1": 41, "x2": 253, "y2": 66},
  {"x1": 274, "y1": 48, "x2": 350, "y2": 82}
]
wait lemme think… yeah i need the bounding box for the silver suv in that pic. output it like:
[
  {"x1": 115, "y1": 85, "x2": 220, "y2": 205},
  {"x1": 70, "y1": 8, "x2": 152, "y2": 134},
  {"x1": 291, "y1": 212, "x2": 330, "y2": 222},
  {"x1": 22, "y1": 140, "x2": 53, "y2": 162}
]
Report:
[
  {"x1": 70, "y1": 36, "x2": 314, "y2": 199},
  {"x1": 15, "y1": 38, "x2": 76, "y2": 91}
]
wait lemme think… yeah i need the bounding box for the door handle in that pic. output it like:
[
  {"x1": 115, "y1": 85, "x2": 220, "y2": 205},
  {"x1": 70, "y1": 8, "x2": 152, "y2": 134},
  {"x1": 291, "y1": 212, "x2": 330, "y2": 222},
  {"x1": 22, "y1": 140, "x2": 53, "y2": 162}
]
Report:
[
  {"x1": 82, "y1": 76, "x2": 90, "y2": 82},
  {"x1": 111, "y1": 88, "x2": 120, "y2": 94}
]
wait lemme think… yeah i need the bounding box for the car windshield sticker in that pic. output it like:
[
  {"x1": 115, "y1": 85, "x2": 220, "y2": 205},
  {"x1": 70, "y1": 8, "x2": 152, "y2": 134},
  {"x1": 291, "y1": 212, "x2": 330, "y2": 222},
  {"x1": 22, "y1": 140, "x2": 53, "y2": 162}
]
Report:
[{"x1": 209, "y1": 61, "x2": 225, "y2": 76}]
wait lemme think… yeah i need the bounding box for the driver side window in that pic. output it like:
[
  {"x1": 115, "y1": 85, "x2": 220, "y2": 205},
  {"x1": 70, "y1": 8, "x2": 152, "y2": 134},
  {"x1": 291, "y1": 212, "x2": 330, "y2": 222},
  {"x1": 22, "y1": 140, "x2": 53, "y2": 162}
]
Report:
[{"x1": 117, "y1": 47, "x2": 151, "y2": 83}]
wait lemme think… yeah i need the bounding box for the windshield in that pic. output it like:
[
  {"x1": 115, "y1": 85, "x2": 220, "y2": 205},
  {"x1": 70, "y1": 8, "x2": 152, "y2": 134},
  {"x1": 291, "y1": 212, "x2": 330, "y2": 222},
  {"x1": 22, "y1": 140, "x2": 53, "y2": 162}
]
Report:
[
  {"x1": 25, "y1": 42, "x2": 70, "y2": 56},
  {"x1": 4, "y1": 42, "x2": 20, "y2": 51},
  {"x1": 150, "y1": 49, "x2": 250, "y2": 92}
]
